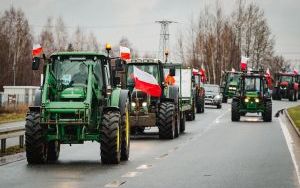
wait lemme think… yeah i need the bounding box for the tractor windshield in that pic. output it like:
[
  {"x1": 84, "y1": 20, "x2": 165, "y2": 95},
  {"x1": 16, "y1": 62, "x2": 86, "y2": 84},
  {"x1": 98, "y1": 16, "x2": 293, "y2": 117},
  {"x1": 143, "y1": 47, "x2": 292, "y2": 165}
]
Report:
[
  {"x1": 244, "y1": 77, "x2": 261, "y2": 92},
  {"x1": 227, "y1": 73, "x2": 240, "y2": 83},
  {"x1": 126, "y1": 64, "x2": 159, "y2": 86},
  {"x1": 53, "y1": 60, "x2": 89, "y2": 86},
  {"x1": 280, "y1": 75, "x2": 293, "y2": 82}
]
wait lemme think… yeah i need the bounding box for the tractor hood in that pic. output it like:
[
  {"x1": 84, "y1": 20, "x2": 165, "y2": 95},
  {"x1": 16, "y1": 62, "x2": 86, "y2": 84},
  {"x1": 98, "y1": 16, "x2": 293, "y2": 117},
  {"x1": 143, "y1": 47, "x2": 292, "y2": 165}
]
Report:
[
  {"x1": 280, "y1": 81, "x2": 289, "y2": 87},
  {"x1": 60, "y1": 87, "x2": 86, "y2": 99}
]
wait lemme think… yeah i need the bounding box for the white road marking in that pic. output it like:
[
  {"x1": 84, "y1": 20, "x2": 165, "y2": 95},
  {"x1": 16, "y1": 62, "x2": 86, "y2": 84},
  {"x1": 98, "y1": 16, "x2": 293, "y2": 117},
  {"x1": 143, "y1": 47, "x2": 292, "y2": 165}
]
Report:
[
  {"x1": 104, "y1": 180, "x2": 126, "y2": 188},
  {"x1": 279, "y1": 117, "x2": 300, "y2": 185},
  {"x1": 121, "y1": 171, "x2": 142, "y2": 178},
  {"x1": 136, "y1": 164, "x2": 152, "y2": 170}
]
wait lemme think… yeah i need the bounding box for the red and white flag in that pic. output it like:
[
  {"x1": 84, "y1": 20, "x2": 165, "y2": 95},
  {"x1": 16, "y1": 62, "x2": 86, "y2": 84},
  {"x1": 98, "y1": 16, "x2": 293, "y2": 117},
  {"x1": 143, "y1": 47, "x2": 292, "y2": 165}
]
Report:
[
  {"x1": 240, "y1": 56, "x2": 248, "y2": 71},
  {"x1": 133, "y1": 66, "x2": 162, "y2": 97},
  {"x1": 265, "y1": 68, "x2": 272, "y2": 87},
  {"x1": 192, "y1": 68, "x2": 199, "y2": 75},
  {"x1": 120, "y1": 46, "x2": 131, "y2": 60},
  {"x1": 200, "y1": 63, "x2": 206, "y2": 82},
  {"x1": 293, "y1": 68, "x2": 299, "y2": 75},
  {"x1": 32, "y1": 44, "x2": 43, "y2": 57},
  {"x1": 231, "y1": 68, "x2": 236, "y2": 72},
  {"x1": 266, "y1": 68, "x2": 271, "y2": 76}
]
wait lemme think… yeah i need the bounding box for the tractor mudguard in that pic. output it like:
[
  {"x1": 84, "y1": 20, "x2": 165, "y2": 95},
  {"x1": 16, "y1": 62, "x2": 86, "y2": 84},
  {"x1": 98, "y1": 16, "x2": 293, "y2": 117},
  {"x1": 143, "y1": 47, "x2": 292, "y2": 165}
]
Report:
[{"x1": 110, "y1": 88, "x2": 122, "y2": 108}]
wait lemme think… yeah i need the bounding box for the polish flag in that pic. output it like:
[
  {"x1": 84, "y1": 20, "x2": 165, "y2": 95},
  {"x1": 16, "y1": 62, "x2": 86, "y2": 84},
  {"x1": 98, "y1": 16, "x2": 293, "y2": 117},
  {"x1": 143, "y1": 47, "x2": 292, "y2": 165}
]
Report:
[
  {"x1": 32, "y1": 44, "x2": 43, "y2": 57},
  {"x1": 120, "y1": 46, "x2": 131, "y2": 60},
  {"x1": 192, "y1": 68, "x2": 199, "y2": 75},
  {"x1": 265, "y1": 68, "x2": 272, "y2": 87},
  {"x1": 293, "y1": 68, "x2": 299, "y2": 75},
  {"x1": 240, "y1": 56, "x2": 248, "y2": 71},
  {"x1": 133, "y1": 66, "x2": 162, "y2": 97},
  {"x1": 200, "y1": 63, "x2": 206, "y2": 82}
]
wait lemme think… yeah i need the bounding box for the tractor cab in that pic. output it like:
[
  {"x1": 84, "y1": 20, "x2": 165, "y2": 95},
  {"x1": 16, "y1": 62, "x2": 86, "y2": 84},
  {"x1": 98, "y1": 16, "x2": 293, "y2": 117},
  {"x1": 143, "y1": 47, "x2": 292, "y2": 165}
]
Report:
[
  {"x1": 231, "y1": 70, "x2": 272, "y2": 122},
  {"x1": 220, "y1": 71, "x2": 242, "y2": 103},
  {"x1": 272, "y1": 72, "x2": 299, "y2": 101}
]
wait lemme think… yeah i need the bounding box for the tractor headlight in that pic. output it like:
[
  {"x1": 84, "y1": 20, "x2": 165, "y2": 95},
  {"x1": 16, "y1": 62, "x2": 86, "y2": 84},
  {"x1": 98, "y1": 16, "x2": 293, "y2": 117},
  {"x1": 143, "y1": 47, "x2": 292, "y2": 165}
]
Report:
[
  {"x1": 229, "y1": 87, "x2": 237, "y2": 90},
  {"x1": 255, "y1": 98, "x2": 259, "y2": 103},
  {"x1": 131, "y1": 102, "x2": 136, "y2": 107},
  {"x1": 245, "y1": 98, "x2": 249, "y2": 103},
  {"x1": 142, "y1": 102, "x2": 147, "y2": 107}
]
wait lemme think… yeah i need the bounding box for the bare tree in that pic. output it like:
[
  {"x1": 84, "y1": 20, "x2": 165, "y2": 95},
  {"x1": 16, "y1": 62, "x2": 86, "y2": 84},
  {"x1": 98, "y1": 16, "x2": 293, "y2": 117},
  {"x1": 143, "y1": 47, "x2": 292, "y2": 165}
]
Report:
[
  {"x1": 54, "y1": 16, "x2": 67, "y2": 51},
  {"x1": 39, "y1": 17, "x2": 55, "y2": 56}
]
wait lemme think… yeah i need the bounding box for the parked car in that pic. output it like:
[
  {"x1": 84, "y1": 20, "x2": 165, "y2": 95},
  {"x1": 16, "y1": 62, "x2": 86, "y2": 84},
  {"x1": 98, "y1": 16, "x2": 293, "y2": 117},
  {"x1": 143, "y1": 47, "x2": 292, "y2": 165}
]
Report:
[{"x1": 204, "y1": 84, "x2": 222, "y2": 109}]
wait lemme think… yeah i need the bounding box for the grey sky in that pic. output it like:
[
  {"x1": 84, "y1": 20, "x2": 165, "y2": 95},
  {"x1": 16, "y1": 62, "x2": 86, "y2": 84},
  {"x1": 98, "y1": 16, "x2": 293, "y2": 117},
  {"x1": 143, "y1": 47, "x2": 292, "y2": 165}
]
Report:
[{"x1": 1, "y1": 0, "x2": 300, "y2": 63}]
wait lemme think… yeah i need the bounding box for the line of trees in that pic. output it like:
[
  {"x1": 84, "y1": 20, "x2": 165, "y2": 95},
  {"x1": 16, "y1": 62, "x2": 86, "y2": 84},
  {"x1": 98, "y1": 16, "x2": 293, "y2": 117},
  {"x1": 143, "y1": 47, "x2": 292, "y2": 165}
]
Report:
[{"x1": 177, "y1": 0, "x2": 287, "y2": 84}]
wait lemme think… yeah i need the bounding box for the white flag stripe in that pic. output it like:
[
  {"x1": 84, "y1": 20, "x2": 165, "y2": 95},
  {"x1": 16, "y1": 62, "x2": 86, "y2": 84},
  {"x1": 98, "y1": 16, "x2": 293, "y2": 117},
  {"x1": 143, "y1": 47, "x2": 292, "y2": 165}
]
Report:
[
  {"x1": 120, "y1": 46, "x2": 130, "y2": 53},
  {"x1": 133, "y1": 66, "x2": 159, "y2": 85}
]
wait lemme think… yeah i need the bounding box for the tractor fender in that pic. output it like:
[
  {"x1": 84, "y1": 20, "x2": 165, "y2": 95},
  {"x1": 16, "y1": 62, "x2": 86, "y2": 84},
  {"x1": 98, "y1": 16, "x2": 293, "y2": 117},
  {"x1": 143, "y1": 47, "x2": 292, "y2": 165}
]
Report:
[
  {"x1": 110, "y1": 88, "x2": 122, "y2": 108},
  {"x1": 108, "y1": 88, "x2": 129, "y2": 115}
]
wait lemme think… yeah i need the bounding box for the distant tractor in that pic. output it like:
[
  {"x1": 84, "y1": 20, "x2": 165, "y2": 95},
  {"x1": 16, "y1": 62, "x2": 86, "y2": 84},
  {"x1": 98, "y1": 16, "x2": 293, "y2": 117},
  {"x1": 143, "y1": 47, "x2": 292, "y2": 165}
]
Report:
[
  {"x1": 272, "y1": 72, "x2": 299, "y2": 101},
  {"x1": 192, "y1": 71, "x2": 205, "y2": 113},
  {"x1": 26, "y1": 51, "x2": 130, "y2": 164},
  {"x1": 220, "y1": 71, "x2": 242, "y2": 103},
  {"x1": 231, "y1": 70, "x2": 272, "y2": 122}
]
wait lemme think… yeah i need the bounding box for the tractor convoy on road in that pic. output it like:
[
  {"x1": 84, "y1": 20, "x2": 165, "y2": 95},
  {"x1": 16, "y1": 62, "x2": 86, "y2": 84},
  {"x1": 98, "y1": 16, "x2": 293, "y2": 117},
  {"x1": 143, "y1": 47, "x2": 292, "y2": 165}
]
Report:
[{"x1": 25, "y1": 45, "x2": 299, "y2": 164}]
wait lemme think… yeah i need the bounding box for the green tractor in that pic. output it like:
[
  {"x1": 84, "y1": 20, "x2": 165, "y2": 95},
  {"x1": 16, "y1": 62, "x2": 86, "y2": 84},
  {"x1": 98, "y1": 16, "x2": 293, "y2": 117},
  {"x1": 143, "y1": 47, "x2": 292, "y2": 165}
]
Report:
[
  {"x1": 231, "y1": 70, "x2": 272, "y2": 122},
  {"x1": 220, "y1": 71, "x2": 242, "y2": 103},
  {"x1": 125, "y1": 59, "x2": 185, "y2": 139},
  {"x1": 26, "y1": 51, "x2": 130, "y2": 164}
]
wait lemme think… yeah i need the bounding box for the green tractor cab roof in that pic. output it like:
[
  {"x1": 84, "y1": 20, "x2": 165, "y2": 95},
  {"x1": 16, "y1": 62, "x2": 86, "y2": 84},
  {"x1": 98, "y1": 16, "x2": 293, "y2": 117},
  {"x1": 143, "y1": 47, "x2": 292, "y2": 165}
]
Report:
[{"x1": 50, "y1": 51, "x2": 107, "y2": 59}]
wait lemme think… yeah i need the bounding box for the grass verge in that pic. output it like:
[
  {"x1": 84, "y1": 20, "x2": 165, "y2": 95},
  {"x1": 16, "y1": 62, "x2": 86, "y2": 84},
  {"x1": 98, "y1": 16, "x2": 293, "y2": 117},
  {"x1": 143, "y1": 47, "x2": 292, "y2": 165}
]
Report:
[{"x1": 287, "y1": 105, "x2": 300, "y2": 131}]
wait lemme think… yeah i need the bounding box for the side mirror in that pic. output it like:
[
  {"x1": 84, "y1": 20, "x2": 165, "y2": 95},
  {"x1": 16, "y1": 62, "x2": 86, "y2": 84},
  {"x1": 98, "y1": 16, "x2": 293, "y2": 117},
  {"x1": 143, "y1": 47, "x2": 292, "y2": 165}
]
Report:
[
  {"x1": 114, "y1": 77, "x2": 121, "y2": 86},
  {"x1": 169, "y1": 68, "x2": 175, "y2": 76},
  {"x1": 32, "y1": 57, "x2": 41, "y2": 70}
]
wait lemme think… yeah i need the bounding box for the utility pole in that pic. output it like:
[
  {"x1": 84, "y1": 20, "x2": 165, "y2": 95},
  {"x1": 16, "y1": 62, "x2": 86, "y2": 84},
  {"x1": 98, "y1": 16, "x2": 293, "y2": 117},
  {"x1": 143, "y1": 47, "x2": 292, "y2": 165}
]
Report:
[{"x1": 155, "y1": 20, "x2": 176, "y2": 63}]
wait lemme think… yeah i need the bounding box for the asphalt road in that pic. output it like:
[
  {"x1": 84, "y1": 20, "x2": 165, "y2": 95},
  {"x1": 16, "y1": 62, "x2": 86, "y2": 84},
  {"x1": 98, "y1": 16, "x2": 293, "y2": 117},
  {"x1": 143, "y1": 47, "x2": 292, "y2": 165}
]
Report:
[{"x1": 0, "y1": 100, "x2": 299, "y2": 188}]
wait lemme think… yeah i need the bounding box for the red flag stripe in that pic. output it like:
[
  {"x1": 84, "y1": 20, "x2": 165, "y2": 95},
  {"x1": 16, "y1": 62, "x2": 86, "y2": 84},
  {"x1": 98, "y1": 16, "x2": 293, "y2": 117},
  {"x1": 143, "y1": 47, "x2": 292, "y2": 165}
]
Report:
[{"x1": 134, "y1": 77, "x2": 162, "y2": 97}]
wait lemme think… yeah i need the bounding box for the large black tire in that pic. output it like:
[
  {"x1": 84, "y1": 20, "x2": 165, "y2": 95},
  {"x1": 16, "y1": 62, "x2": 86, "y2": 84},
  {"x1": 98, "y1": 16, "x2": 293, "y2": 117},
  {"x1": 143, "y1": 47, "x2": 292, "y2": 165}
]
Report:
[
  {"x1": 231, "y1": 100, "x2": 240, "y2": 122},
  {"x1": 222, "y1": 96, "x2": 228, "y2": 103},
  {"x1": 121, "y1": 105, "x2": 130, "y2": 161},
  {"x1": 294, "y1": 90, "x2": 298, "y2": 101},
  {"x1": 100, "y1": 111, "x2": 121, "y2": 164},
  {"x1": 289, "y1": 90, "x2": 294, "y2": 101},
  {"x1": 25, "y1": 112, "x2": 47, "y2": 164},
  {"x1": 180, "y1": 112, "x2": 186, "y2": 133},
  {"x1": 272, "y1": 88, "x2": 278, "y2": 100},
  {"x1": 47, "y1": 141, "x2": 60, "y2": 162},
  {"x1": 158, "y1": 102, "x2": 176, "y2": 139},
  {"x1": 174, "y1": 106, "x2": 180, "y2": 138},
  {"x1": 263, "y1": 101, "x2": 272, "y2": 122}
]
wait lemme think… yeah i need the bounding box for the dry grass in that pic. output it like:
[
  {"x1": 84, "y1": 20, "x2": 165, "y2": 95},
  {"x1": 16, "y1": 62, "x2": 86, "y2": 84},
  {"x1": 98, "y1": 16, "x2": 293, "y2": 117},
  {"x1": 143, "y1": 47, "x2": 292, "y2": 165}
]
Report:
[
  {"x1": 0, "y1": 145, "x2": 25, "y2": 157},
  {"x1": 0, "y1": 104, "x2": 27, "y2": 124}
]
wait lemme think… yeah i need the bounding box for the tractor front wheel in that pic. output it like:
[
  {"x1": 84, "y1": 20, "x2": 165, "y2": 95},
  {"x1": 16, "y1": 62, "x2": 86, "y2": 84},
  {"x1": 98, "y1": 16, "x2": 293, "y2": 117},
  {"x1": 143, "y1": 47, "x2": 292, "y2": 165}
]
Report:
[
  {"x1": 100, "y1": 111, "x2": 121, "y2": 164},
  {"x1": 263, "y1": 101, "x2": 272, "y2": 122},
  {"x1": 158, "y1": 102, "x2": 176, "y2": 139},
  {"x1": 231, "y1": 100, "x2": 240, "y2": 122},
  {"x1": 25, "y1": 112, "x2": 47, "y2": 164}
]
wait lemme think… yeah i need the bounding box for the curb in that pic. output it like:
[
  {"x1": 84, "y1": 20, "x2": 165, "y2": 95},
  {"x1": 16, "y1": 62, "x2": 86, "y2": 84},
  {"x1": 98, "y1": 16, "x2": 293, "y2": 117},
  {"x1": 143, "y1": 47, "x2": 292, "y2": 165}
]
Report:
[{"x1": 284, "y1": 108, "x2": 300, "y2": 137}]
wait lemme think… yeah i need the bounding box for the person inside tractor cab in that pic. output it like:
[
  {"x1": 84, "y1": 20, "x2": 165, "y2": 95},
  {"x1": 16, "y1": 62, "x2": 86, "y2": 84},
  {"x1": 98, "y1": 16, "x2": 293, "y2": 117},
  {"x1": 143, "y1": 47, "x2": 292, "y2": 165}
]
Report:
[
  {"x1": 165, "y1": 69, "x2": 175, "y2": 85},
  {"x1": 72, "y1": 63, "x2": 88, "y2": 85}
]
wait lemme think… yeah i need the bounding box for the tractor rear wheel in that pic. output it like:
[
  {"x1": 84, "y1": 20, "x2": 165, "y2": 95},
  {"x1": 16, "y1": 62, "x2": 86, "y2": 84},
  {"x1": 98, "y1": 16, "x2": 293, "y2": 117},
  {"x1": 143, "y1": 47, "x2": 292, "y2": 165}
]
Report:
[
  {"x1": 100, "y1": 111, "x2": 121, "y2": 164},
  {"x1": 47, "y1": 141, "x2": 60, "y2": 162},
  {"x1": 158, "y1": 102, "x2": 176, "y2": 139},
  {"x1": 121, "y1": 105, "x2": 130, "y2": 161},
  {"x1": 25, "y1": 112, "x2": 47, "y2": 164},
  {"x1": 180, "y1": 112, "x2": 186, "y2": 133},
  {"x1": 231, "y1": 100, "x2": 240, "y2": 122},
  {"x1": 263, "y1": 101, "x2": 272, "y2": 122}
]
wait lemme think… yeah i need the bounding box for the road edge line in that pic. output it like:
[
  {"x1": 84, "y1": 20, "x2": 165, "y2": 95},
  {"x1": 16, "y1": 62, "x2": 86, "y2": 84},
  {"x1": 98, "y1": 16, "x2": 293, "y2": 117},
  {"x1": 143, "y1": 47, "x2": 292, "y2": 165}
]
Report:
[
  {"x1": 284, "y1": 109, "x2": 300, "y2": 137},
  {"x1": 279, "y1": 115, "x2": 300, "y2": 186}
]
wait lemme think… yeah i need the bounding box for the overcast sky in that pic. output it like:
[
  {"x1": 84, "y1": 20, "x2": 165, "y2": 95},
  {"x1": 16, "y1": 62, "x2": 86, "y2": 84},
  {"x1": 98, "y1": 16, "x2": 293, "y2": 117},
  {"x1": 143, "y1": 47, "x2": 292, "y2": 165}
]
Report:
[{"x1": 1, "y1": 0, "x2": 300, "y2": 63}]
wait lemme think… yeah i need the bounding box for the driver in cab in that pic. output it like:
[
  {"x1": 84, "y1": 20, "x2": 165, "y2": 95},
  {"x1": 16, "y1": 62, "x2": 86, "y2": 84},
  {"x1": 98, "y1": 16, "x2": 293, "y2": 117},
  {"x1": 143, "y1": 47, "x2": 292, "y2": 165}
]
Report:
[{"x1": 72, "y1": 63, "x2": 88, "y2": 84}]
